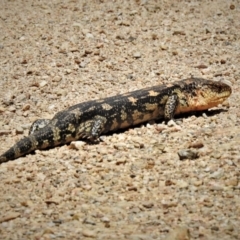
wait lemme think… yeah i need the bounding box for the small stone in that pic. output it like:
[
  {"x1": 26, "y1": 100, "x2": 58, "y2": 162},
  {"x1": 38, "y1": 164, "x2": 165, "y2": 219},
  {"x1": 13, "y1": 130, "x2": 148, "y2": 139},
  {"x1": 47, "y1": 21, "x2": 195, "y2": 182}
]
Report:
[
  {"x1": 127, "y1": 186, "x2": 138, "y2": 191},
  {"x1": 43, "y1": 228, "x2": 55, "y2": 234},
  {"x1": 101, "y1": 216, "x2": 110, "y2": 223},
  {"x1": 202, "y1": 198, "x2": 213, "y2": 207},
  {"x1": 82, "y1": 184, "x2": 92, "y2": 190},
  {"x1": 192, "y1": 179, "x2": 203, "y2": 186},
  {"x1": 165, "y1": 179, "x2": 175, "y2": 186},
  {"x1": 20, "y1": 200, "x2": 33, "y2": 207},
  {"x1": 167, "y1": 119, "x2": 177, "y2": 127},
  {"x1": 151, "y1": 33, "x2": 158, "y2": 40},
  {"x1": 113, "y1": 143, "x2": 127, "y2": 150},
  {"x1": 172, "y1": 50, "x2": 178, "y2": 55},
  {"x1": 52, "y1": 76, "x2": 62, "y2": 82},
  {"x1": 85, "y1": 33, "x2": 94, "y2": 39},
  {"x1": 39, "y1": 80, "x2": 48, "y2": 87},
  {"x1": 121, "y1": 20, "x2": 130, "y2": 26},
  {"x1": 198, "y1": 147, "x2": 212, "y2": 157},
  {"x1": 15, "y1": 126, "x2": 24, "y2": 134},
  {"x1": 16, "y1": 93, "x2": 29, "y2": 102},
  {"x1": 165, "y1": 227, "x2": 190, "y2": 240},
  {"x1": 205, "y1": 28, "x2": 211, "y2": 34},
  {"x1": 214, "y1": 72, "x2": 223, "y2": 77},
  {"x1": 220, "y1": 59, "x2": 226, "y2": 64},
  {"x1": 211, "y1": 226, "x2": 219, "y2": 231},
  {"x1": 225, "y1": 177, "x2": 238, "y2": 187},
  {"x1": 172, "y1": 30, "x2": 186, "y2": 35},
  {"x1": 161, "y1": 200, "x2": 178, "y2": 208},
  {"x1": 70, "y1": 47, "x2": 79, "y2": 52},
  {"x1": 96, "y1": 43, "x2": 104, "y2": 48},
  {"x1": 8, "y1": 106, "x2": 16, "y2": 112},
  {"x1": 79, "y1": 61, "x2": 87, "y2": 68},
  {"x1": 208, "y1": 182, "x2": 224, "y2": 191},
  {"x1": 142, "y1": 201, "x2": 154, "y2": 208},
  {"x1": 65, "y1": 69, "x2": 72, "y2": 74},
  {"x1": 82, "y1": 229, "x2": 97, "y2": 238},
  {"x1": 129, "y1": 10, "x2": 138, "y2": 15},
  {"x1": 45, "y1": 198, "x2": 60, "y2": 205},
  {"x1": 22, "y1": 104, "x2": 30, "y2": 111},
  {"x1": 0, "y1": 212, "x2": 21, "y2": 223},
  {"x1": 69, "y1": 141, "x2": 86, "y2": 150},
  {"x1": 0, "y1": 106, "x2": 6, "y2": 112},
  {"x1": 194, "y1": 64, "x2": 208, "y2": 69},
  {"x1": 133, "y1": 52, "x2": 141, "y2": 58},
  {"x1": 116, "y1": 158, "x2": 127, "y2": 165},
  {"x1": 188, "y1": 141, "x2": 204, "y2": 149},
  {"x1": 72, "y1": 22, "x2": 82, "y2": 28},
  {"x1": 3, "y1": 93, "x2": 14, "y2": 106},
  {"x1": 23, "y1": 111, "x2": 29, "y2": 117},
  {"x1": 210, "y1": 169, "x2": 224, "y2": 179},
  {"x1": 169, "y1": 125, "x2": 182, "y2": 132},
  {"x1": 156, "y1": 124, "x2": 168, "y2": 132},
  {"x1": 178, "y1": 149, "x2": 199, "y2": 160},
  {"x1": 176, "y1": 180, "x2": 189, "y2": 189},
  {"x1": 83, "y1": 217, "x2": 96, "y2": 225},
  {"x1": 160, "y1": 44, "x2": 168, "y2": 50}
]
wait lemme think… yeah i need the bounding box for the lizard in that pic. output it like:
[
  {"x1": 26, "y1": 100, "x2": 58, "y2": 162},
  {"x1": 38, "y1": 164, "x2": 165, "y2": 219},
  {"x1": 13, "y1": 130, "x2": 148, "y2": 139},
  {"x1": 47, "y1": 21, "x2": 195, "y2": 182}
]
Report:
[{"x1": 0, "y1": 78, "x2": 232, "y2": 164}]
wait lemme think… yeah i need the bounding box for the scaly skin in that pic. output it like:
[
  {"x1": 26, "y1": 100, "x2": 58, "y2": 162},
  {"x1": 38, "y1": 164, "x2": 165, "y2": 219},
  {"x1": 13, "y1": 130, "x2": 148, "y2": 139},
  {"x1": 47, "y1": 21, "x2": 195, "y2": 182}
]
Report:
[{"x1": 0, "y1": 78, "x2": 232, "y2": 163}]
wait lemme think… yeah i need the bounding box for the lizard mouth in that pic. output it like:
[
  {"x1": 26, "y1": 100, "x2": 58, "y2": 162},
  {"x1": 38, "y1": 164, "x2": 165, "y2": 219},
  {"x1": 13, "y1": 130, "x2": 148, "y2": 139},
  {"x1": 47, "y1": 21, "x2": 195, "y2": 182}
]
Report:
[
  {"x1": 209, "y1": 79, "x2": 232, "y2": 102},
  {"x1": 219, "y1": 79, "x2": 232, "y2": 88}
]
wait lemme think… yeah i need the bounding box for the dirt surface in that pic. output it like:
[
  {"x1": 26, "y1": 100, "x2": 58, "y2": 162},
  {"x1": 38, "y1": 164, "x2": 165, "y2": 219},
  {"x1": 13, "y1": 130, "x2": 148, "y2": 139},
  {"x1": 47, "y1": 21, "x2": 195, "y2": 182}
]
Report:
[{"x1": 0, "y1": 0, "x2": 239, "y2": 239}]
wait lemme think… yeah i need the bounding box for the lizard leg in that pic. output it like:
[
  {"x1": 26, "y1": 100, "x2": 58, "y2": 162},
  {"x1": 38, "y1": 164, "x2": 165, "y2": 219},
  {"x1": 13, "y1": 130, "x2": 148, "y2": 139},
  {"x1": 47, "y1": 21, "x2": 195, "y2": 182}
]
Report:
[
  {"x1": 90, "y1": 116, "x2": 107, "y2": 138},
  {"x1": 28, "y1": 119, "x2": 51, "y2": 135},
  {"x1": 77, "y1": 115, "x2": 107, "y2": 141},
  {"x1": 164, "y1": 94, "x2": 179, "y2": 120}
]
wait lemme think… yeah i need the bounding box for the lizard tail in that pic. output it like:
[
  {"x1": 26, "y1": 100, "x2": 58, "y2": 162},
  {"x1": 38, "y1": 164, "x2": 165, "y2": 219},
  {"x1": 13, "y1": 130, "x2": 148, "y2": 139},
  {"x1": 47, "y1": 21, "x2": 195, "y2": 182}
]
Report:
[
  {"x1": 0, "y1": 135, "x2": 38, "y2": 163},
  {"x1": 0, "y1": 124, "x2": 75, "y2": 163},
  {"x1": 0, "y1": 124, "x2": 60, "y2": 163}
]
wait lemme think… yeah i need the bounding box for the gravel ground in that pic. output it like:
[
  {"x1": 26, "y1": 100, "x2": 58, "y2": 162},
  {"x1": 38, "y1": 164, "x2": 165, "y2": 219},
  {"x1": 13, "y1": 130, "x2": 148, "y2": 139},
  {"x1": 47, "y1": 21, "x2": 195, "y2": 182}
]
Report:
[{"x1": 0, "y1": 0, "x2": 239, "y2": 239}]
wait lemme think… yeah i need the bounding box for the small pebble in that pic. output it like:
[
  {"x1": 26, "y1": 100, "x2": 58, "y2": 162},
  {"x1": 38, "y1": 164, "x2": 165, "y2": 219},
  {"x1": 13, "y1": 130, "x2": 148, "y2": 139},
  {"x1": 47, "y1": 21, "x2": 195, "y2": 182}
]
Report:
[
  {"x1": 15, "y1": 126, "x2": 24, "y2": 134},
  {"x1": 178, "y1": 149, "x2": 199, "y2": 160},
  {"x1": 22, "y1": 104, "x2": 30, "y2": 111},
  {"x1": 8, "y1": 106, "x2": 16, "y2": 112},
  {"x1": 167, "y1": 119, "x2": 177, "y2": 127},
  {"x1": 165, "y1": 227, "x2": 190, "y2": 240},
  {"x1": 133, "y1": 52, "x2": 141, "y2": 58},
  {"x1": 101, "y1": 217, "x2": 110, "y2": 223},
  {"x1": 0, "y1": 212, "x2": 21, "y2": 223},
  {"x1": 225, "y1": 177, "x2": 238, "y2": 187},
  {"x1": 176, "y1": 180, "x2": 189, "y2": 189},
  {"x1": 82, "y1": 229, "x2": 97, "y2": 238},
  {"x1": 142, "y1": 202, "x2": 154, "y2": 208},
  {"x1": 69, "y1": 141, "x2": 86, "y2": 150},
  {"x1": 188, "y1": 141, "x2": 204, "y2": 149},
  {"x1": 39, "y1": 80, "x2": 48, "y2": 87}
]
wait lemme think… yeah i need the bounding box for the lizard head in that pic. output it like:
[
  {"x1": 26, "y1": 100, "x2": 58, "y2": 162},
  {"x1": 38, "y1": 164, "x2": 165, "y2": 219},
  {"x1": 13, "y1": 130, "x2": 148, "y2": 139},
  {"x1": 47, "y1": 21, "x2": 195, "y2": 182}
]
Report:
[
  {"x1": 195, "y1": 78, "x2": 232, "y2": 109},
  {"x1": 176, "y1": 78, "x2": 232, "y2": 113}
]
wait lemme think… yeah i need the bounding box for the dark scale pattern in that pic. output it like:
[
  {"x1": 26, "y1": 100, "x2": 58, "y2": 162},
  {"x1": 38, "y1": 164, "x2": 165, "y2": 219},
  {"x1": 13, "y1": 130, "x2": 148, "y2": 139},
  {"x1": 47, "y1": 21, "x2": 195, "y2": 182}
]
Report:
[{"x1": 0, "y1": 78, "x2": 232, "y2": 163}]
